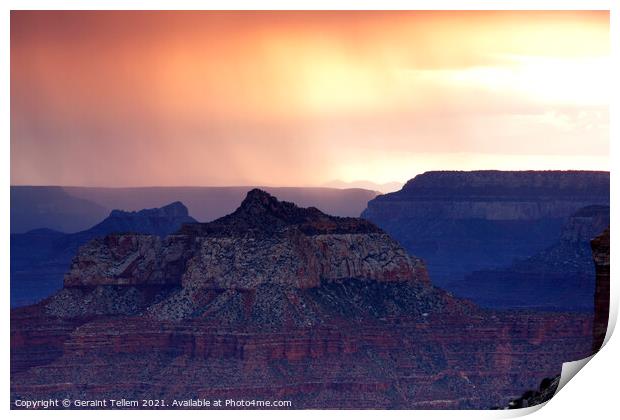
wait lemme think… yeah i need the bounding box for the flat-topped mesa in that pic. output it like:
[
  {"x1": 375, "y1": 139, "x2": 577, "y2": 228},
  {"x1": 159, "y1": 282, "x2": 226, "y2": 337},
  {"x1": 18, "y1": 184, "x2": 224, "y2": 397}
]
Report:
[
  {"x1": 365, "y1": 170, "x2": 610, "y2": 224},
  {"x1": 108, "y1": 201, "x2": 189, "y2": 219},
  {"x1": 63, "y1": 189, "x2": 428, "y2": 295},
  {"x1": 362, "y1": 170, "x2": 610, "y2": 289},
  {"x1": 88, "y1": 201, "x2": 196, "y2": 237},
  {"x1": 394, "y1": 170, "x2": 610, "y2": 200}
]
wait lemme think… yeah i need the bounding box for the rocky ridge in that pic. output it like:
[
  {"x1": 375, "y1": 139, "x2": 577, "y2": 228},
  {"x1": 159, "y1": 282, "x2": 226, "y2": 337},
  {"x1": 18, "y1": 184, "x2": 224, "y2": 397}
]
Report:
[
  {"x1": 50, "y1": 189, "x2": 438, "y2": 324},
  {"x1": 11, "y1": 189, "x2": 595, "y2": 409},
  {"x1": 10, "y1": 202, "x2": 197, "y2": 307},
  {"x1": 86, "y1": 201, "x2": 195, "y2": 237}
]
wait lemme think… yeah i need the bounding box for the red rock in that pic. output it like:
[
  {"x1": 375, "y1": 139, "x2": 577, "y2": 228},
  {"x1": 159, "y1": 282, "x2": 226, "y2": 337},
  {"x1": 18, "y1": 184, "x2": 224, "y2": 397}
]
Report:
[
  {"x1": 10, "y1": 190, "x2": 597, "y2": 409},
  {"x1": 592, "y1": 228, "x2": 610, "y2": 352}
]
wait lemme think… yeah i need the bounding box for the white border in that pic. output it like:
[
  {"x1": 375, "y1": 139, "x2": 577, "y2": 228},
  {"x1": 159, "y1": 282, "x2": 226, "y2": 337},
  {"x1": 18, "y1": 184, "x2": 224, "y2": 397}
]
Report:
[{"x1": 3, "y1": 2, "x2": 617, "y2": 419}]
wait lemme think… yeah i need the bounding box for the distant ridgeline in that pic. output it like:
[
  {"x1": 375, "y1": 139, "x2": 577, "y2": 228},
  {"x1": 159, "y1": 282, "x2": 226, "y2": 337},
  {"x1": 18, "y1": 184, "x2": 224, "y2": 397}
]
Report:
[
  {"x1": 10, "y1": 203, "x2": 196, "y2": 307},
  {"x1": 10, "y1": 186, "x2": 380, "y2": 233},
  {"x1": 12, "y1": 190, "x2": 594, "y2": 409},
  {"x1": 362, "y1": 171, "x2": 610, "y2": 311},
  {"x1": 10, "y1": 185, "x2": 378, "y2": 307}
]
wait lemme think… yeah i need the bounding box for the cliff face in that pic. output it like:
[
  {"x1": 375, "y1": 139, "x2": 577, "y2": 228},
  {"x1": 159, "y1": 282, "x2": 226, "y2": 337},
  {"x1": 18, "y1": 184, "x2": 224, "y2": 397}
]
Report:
[
  {"x1": 454, "y1": 206, "x2": 609, "y2": 310},
  {"x1": 395, "y1": 171, "x2": 609, "y2": 201},
  {"x1": 362, "y1": 171, "x2": 610, "y2": 290},
  {"x1": 504, "y1": 226, "x2": 610, "y2": 408},
  {"x1": 592, "y1": 228, "x2": 610, "y2": 352},
  {"x1": 10, "y1": 202, "x2": 197, "y2": 307},
  {"x1": 11, "y1": 190, "x2": 595, "y2": 409},
  {"x1": 560, "y1": 206, "x2": 610, "y2": 243},
  {"x1": 11, "y1": 307, "x2": 593, "y2": 409},
  {"x1": 54, "y1": 189, "x2": 433, "y2": 322}
]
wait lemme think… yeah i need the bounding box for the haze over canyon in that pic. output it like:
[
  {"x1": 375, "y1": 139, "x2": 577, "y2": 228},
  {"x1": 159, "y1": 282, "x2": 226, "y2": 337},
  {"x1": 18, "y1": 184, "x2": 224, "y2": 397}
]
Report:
[
  {"x1": 10, "y1": 10, "x2": 610, "y2": 410},
  {"x1": 10, "y1": 170, "x2": 610, "y2": 409}
]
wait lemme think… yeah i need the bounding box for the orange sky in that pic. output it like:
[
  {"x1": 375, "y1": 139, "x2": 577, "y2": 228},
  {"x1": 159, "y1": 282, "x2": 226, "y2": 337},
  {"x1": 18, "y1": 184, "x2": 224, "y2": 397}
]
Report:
[{"x1": 11, "y1": 11, "x2": 610, "y2": 187}]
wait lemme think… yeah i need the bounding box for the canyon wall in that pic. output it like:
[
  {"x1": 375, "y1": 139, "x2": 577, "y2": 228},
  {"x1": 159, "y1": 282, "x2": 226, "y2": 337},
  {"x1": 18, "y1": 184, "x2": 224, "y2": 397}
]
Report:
[
  {"x1": 11, "y1": 310, "x2": 592, "y2": 409},
  {"x1": 11, "y1": 202, "x2": 196, "y2": 307},
  {"x1": 362, "y1": 171, "x2": 610, "y2": 295},
  {"x1": 592, "y1": 228, "x2": 610, "y2": 352},
  {"x1": 454, "y1": 205, "x2": 609, "y2": 310},
  {"x1": 11, "y1": 189, "x2": 595, "y2": 409}
]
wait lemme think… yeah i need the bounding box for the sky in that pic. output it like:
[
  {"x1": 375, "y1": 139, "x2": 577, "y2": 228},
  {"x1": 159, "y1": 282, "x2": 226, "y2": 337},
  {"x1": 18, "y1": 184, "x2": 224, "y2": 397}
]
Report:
[{"x1": 11, "y1": 10, "x2": 610, "y2": 187}]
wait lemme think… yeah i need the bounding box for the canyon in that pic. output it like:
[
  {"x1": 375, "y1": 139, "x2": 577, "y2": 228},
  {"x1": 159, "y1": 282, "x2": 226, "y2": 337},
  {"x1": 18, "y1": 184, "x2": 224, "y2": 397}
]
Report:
[
  {"x1": 11, "y1": 189, "x2": 596, "y2": 409},
  {"x1": 453, "y1": 205, "x2": 609, "y2": 311},
  {"x1": 362, "y1": 170, "x2": 609, "y2": 309},
  {"x1": 10, "y1": 202, "x2": 196, "y2": 307},
  {"x1": 502, "y1": 227, "x2": 611, "y2": 409}
]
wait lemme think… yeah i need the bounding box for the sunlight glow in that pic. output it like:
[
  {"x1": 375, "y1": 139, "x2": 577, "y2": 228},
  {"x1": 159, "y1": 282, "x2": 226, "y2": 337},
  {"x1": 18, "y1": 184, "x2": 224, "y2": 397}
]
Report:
[{"x1": 441, "y1": 55, "x2": 610, "y2": 106}]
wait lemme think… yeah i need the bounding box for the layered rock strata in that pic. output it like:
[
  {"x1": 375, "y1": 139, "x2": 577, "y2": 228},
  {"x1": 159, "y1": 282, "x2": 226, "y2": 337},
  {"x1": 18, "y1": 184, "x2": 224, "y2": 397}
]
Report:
[
  {"x1": 362, "y1": 170, "x2": 609, "y2": 291},
  {"x1": 11, "y1": 202, "x2": 196, "y2": 307},
  {"x1": 592, "y1": 228, "x2": 610, "y2": 352},
  {"x1": 56, "y1": 189, "x2": 433, "y2": 323},
  {"x1": 11, "y1": 189, "x2": 594, "y2": 409},
  {"x1": 455, "y1": 205, "x2": 609, "y2": 310}
]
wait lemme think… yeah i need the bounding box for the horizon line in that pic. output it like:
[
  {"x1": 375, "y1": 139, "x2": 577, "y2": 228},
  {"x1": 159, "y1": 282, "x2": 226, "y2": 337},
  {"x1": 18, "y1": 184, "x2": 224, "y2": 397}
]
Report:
[{"x1": 9, "y1": 169, "x2": 611, "y2": 190}]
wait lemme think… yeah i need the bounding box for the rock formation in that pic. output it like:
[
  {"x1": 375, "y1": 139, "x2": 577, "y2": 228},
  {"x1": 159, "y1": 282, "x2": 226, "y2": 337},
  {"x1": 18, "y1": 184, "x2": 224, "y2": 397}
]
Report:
[
  {"x1": 11, "y1": 185, "x2": 380, "y2": 233},
  {"x1": 502, "y1": 375, "x2": 560, "y2": 409},
  {"x1": 10, "y1": 202, "x2": 197, "y2": 307},
  {"x1": 454, "y1": 205, "x2": 609, "y2": 310},
  {"x1": 592, "y1": 228, "x2": 610, "y2": 352},
  {"x1": 501, "y1": 228, "x2": 611, "y2": 409},
  {"x1": 84, "y1": 201, "x2": 196, "y2": 237},
  {"x1": 362, "y1": 170, "x2": 610, "y2": 294},
  {"x1": 11, "y1": 190, "x2": 595, "y2": 409},
  {"x1": 51, "y1": 189, "x2": 436, "y2": 322}
]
